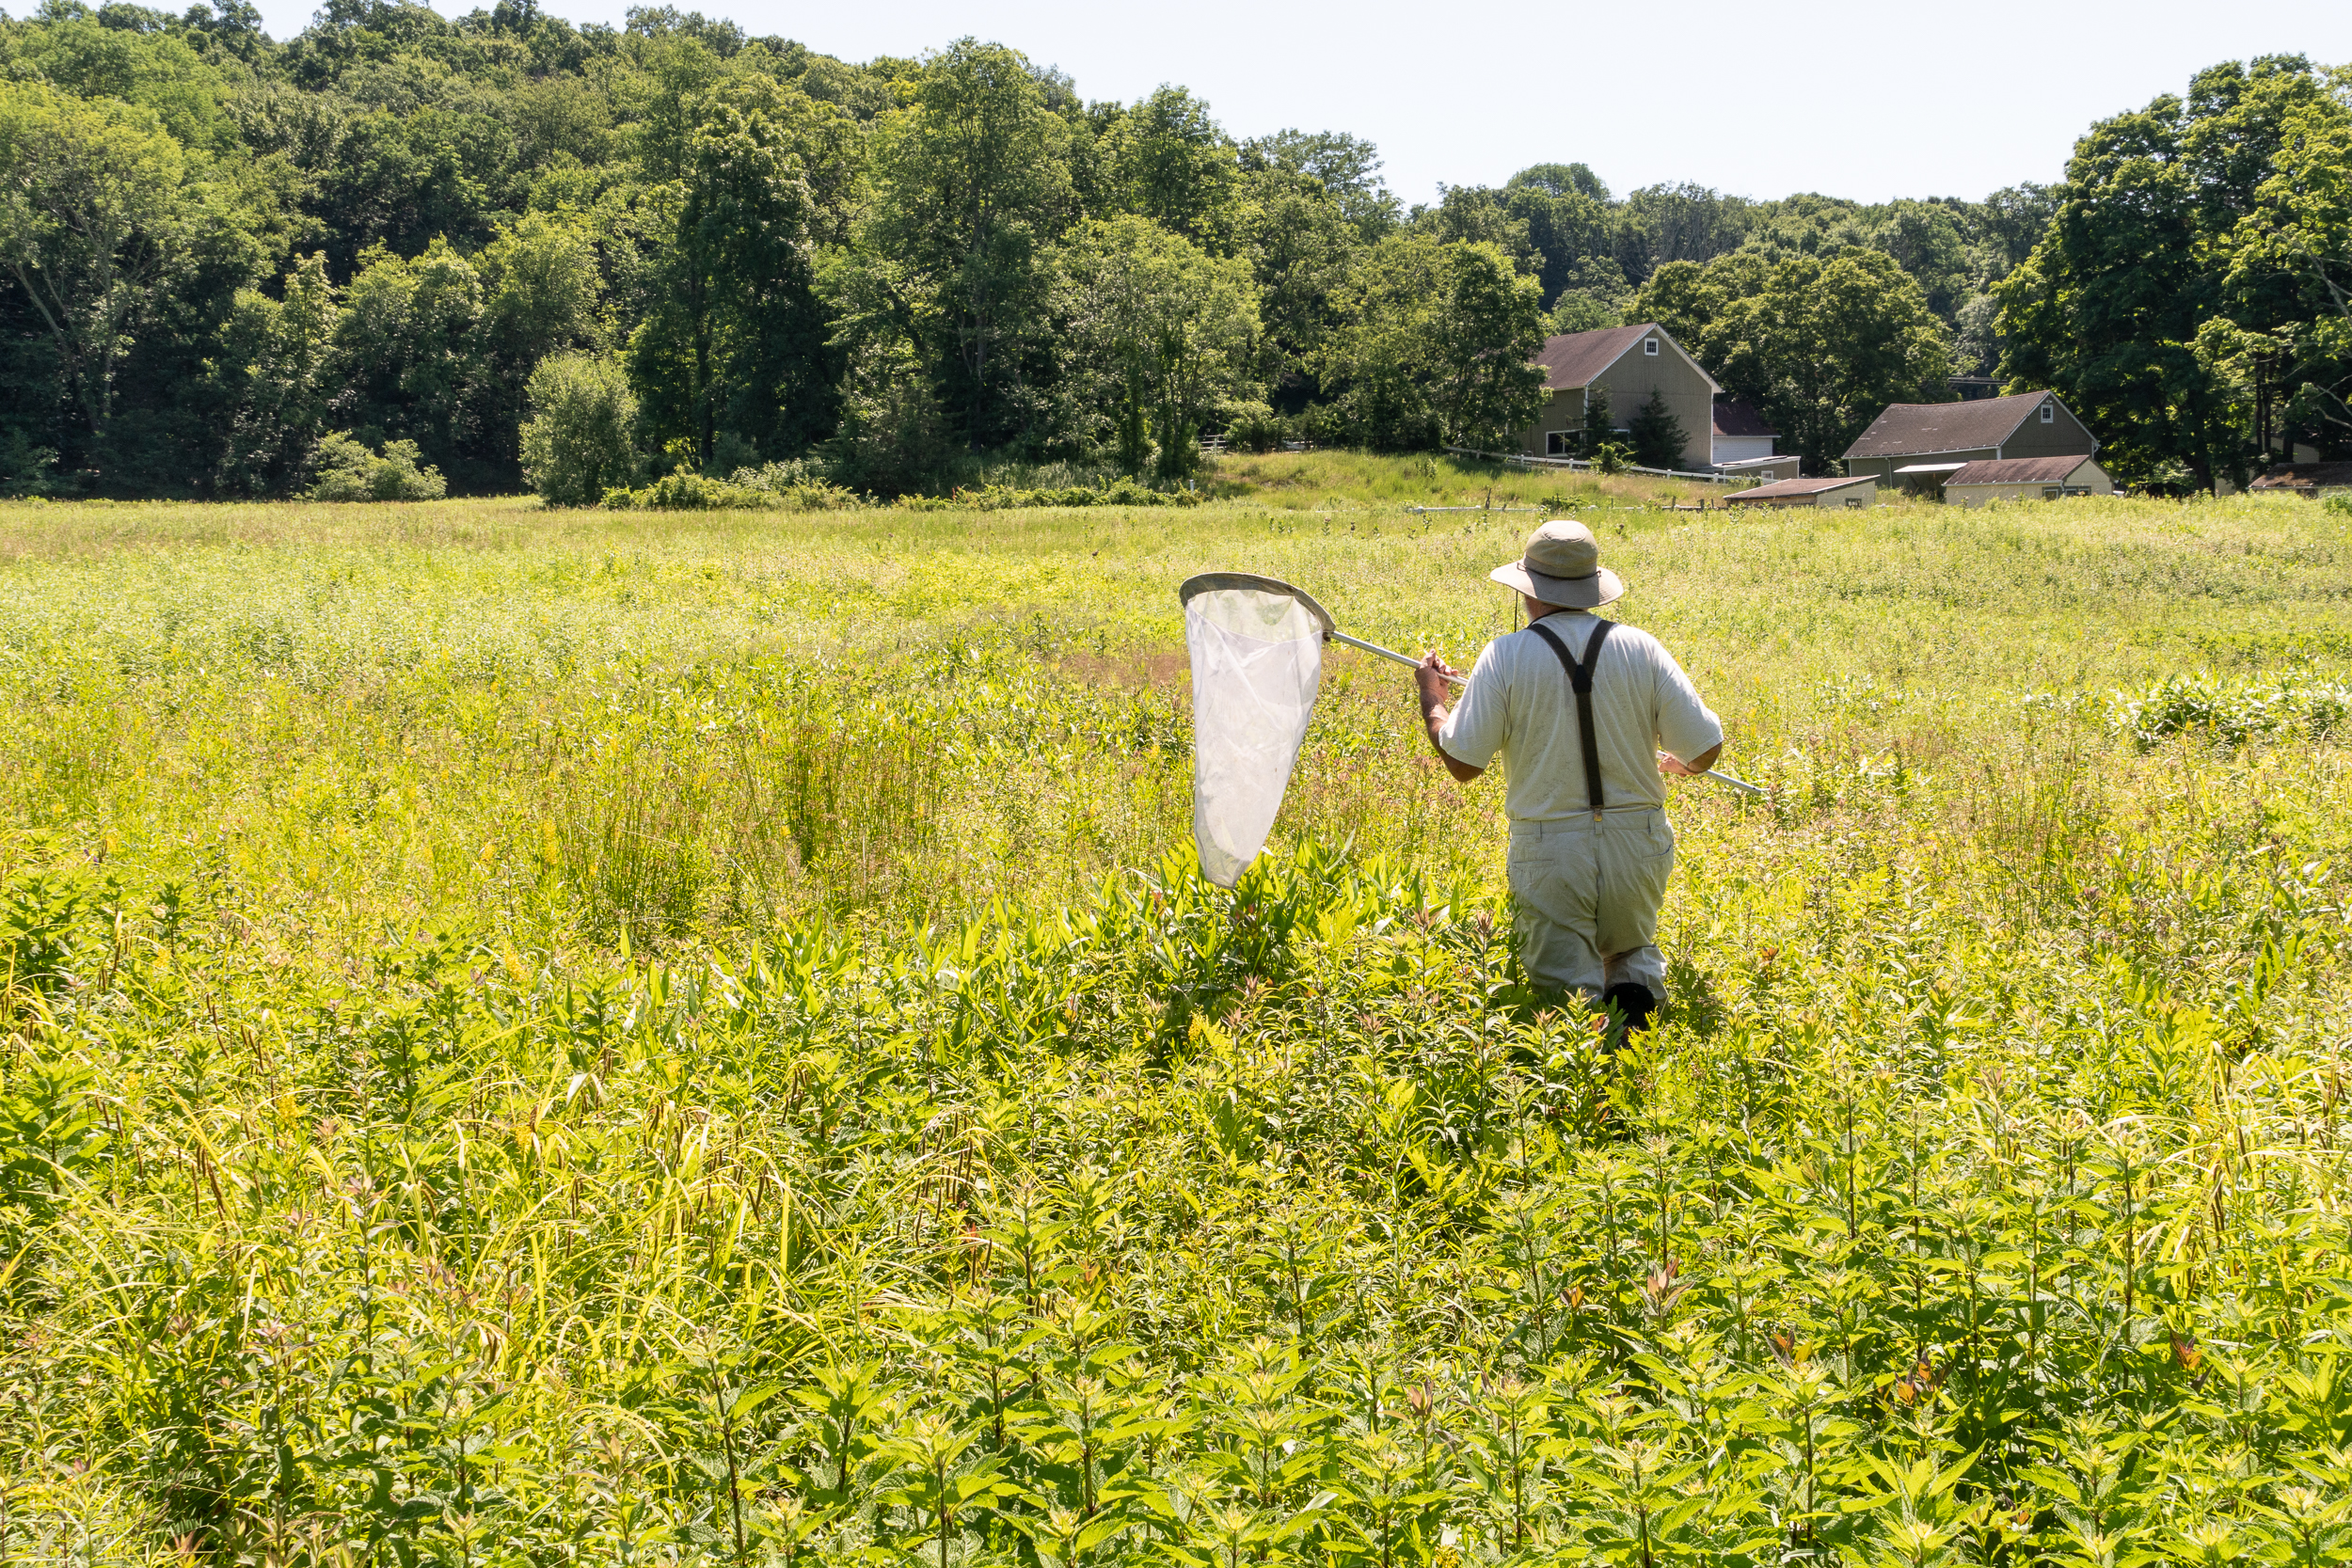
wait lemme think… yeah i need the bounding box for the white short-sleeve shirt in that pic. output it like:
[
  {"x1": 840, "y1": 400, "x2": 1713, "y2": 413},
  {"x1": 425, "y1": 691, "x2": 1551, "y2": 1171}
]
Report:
[{"x1": 1437, "y1": 610, "x2": 1723, "y2": 822}]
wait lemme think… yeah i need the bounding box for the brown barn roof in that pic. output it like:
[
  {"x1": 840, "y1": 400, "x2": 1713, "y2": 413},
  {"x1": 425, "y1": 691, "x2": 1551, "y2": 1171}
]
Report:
[
  {"x1": 1534, "y1": 325, "x2": 1651, "y2": 389},
  {"x1": 2249, "y1": 462, "x2": 2352, "y2": 492},
  {"x1": 1710, "y1": 398, "x2": 1776, "y2": 438},
  {"x1": 1532, "y1": 324, "x2": 1719, "y2": 393},
  {"x1": 1844, "y1": 391, "x2": 2069, "y2": 459},
  {"x1": 1726, "y1": 475, "x2": 1876, "y2": 503},
  {"x1": 1947, "y1": 456, "x2": 2096, "y2": 485}
]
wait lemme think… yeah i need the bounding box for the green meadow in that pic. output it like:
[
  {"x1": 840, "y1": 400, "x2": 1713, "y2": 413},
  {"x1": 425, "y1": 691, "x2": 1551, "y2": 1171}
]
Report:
[{"x1": 1, "y1": 464, "x2": 2347, "y2": 1564}]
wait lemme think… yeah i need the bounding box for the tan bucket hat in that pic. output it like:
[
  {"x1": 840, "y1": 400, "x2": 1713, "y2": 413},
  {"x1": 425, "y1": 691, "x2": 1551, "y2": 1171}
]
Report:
[{"x1": 1489, "y1": 519, "x2": 1625, "y2": 609}]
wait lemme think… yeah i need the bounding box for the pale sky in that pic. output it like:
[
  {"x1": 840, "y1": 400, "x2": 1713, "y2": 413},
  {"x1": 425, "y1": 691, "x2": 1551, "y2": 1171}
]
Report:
[{"x1": 245, "y1": 0, "x2": 2352, "y2": 208}]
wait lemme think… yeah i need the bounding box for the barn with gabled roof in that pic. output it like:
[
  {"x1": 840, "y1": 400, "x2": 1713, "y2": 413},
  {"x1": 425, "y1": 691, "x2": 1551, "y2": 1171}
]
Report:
[
  {"x1": 1842, "y1": 390, "x2": 2098, "y2": 495},
  {"x1": 1517, "y1": 323, "x2": 1720, "y2": 470}
]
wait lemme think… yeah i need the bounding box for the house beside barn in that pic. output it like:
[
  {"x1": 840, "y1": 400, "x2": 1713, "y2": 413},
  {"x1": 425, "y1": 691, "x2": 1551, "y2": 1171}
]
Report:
[
  {"x1": 1725, "y1": 474, "x2": 1880, "y2": 510},
  {"x1": 1943, "y1": 455, "x2": 2114, "y2": 506},
  {"x1": 1710, "y1": 398, "x2": 1778, "y2": 466},
  {"x1": 1518, "y1": 324, "x2": 1718, "y2": 470},
  {"x1": 1843, "y1": 390, "x2": 2098, "y2": 497}
]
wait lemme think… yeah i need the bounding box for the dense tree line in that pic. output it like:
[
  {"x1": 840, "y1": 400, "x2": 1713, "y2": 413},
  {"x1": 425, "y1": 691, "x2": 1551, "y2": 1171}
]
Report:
[
  {"x1": 0, "y1": 3, "x2": 2344, "y2": 496},
  {"x1": 1999, "y1": 55, "x2": 2352, "y2": 490}
]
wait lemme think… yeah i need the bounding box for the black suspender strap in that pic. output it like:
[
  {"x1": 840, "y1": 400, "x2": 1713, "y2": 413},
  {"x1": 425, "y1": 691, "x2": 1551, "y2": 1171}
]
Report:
[{"x1": 1528, "y1": 617, "x2": 1616, "y2": 818}]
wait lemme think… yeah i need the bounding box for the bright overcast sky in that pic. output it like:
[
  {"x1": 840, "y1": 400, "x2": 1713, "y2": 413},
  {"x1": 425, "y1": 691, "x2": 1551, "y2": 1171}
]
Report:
[{"x1": 246, "y1": 0, "x2": 2352, "y2": 208}]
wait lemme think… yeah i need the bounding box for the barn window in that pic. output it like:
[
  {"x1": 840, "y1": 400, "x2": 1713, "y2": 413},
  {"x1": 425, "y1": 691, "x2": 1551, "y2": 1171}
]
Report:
[
  {"x1": 2040, "y1": 403, "x2": 2056, "y2": 423},
  {"x1": 1644, "y1": 338, "x2": 1660, "y2": 356}
]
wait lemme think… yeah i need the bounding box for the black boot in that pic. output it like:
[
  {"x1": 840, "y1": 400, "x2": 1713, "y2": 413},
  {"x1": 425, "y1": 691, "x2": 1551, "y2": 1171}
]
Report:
[{"x1": 1601, "y1": 981, "x2": 1657, "y2": 1036}]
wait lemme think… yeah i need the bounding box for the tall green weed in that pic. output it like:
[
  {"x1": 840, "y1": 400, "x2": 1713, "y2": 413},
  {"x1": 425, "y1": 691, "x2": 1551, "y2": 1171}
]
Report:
[{"x1": 0, "y1": 488, "x2": 2345, "y2": 1559}]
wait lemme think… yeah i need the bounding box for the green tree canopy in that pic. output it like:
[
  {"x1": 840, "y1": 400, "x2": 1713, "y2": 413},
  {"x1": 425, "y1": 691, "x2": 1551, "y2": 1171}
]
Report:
[
  {"x1": 861, "y1": 38, "x2": 1074, "y2": 450},
  {"x1": 1235, "y1": 167, "x2": 1360, "y2": 399},
  {"x1": 0, "y1": 78, "x2": 197, "y2": 457},
  {"x1": 7, "y1": 3, "x2": 2328, "y2": 499},
  {"x1": 1238, "y1": 128, "x2": 1395, "y2": 238},
  {"x1": 1998, "y1": 56, "x2": 2331, "y2": 486},
  {"x1": 1320, "y1": 234, "x2": 1547, "y2": 451},
  {"x1": 333, "y1": 237, "x2": 485, "y2": 468},
  {"x1": 208, "y1": 249, "x2": 339, "y2": 495},
  {"x1": 1640, "y1": 246, "x2": 1949, "y2": 472},
  {"x1": 2221, "y1": 70, "x2": 2352, "y2": 457},
  {"x1": 1105, "y1": 87, "x2": 1236, "y2": 251},
  {"x1": 1508, "y1": 162, "x2": 1609, "y2": 201},
  {"x1": 1053, "y1": 214, "x2": 1257, "y2": 480},
  {"x1": 628, "y1": 83, "x2": 848, "y2": 467},
  {"x1": 520, "y1": 350, "x2": 639, "y2": 505}
]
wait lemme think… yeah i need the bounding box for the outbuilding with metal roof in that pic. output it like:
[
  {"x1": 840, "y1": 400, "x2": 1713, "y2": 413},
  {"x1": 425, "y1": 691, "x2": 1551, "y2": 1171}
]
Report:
[
  {"x1": 1942, "y1": 455, "x2": 2114, "y2": 506},
  {"x1": 1724, "y1": 474, "x2": 1881, "y2": 509}
]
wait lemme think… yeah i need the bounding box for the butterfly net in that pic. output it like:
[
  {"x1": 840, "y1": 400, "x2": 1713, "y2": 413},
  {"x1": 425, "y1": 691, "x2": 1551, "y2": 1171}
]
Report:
[{"x1": 1184, "y1": 585, "x2": 1324, "y2": 887}]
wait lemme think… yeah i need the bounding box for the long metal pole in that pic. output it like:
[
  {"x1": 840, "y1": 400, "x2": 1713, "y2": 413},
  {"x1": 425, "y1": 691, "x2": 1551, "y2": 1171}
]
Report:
[{"x1": 1330, "y1": 630, "x2": 1767, "y2": 797}]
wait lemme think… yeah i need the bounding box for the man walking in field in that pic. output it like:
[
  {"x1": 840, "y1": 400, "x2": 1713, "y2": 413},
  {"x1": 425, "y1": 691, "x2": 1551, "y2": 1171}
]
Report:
[{"x1": 1415, "y1": 520, "x2": 1723, "y2": 1032}]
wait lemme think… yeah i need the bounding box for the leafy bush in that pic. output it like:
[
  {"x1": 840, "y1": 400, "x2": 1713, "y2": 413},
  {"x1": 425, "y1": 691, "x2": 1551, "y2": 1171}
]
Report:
[
  {"x1": 1223, "y1": 400, "x2": 1285, "y2": 453},
  {"x1": 730, "y1": 460, "x2": 866, "y2": 510},
  {"x1": 2323, "y1": 492, "x2": 2352, "y2": 516},
  {"x1": 909, "y1": 477, "x2": 1206, "y2": 511},
  {"x1": 599, "y1": 463, "x2": 872, "y2": 511},
  {"x1": 519, "y1": 353, "x2": 640, "y2": 506},
  {"x1": 1297, "y1": 401, "x2": 1348, "y2": 447},
  {"x1": 2109, "y1": 673, "x2": 2352, "y2": 748},
  {"x1": 603, "y1": 471, "x2": 777, "y2": 511},
  {"x1": 305, "y1": 433, "x2": 447, "y2": 500},
  {"x1": 0, "y1": 427, "x2": 59, "y2": 495},
  {"x1": 823, "y1": 344, "x2": 960, "y2": 497}
]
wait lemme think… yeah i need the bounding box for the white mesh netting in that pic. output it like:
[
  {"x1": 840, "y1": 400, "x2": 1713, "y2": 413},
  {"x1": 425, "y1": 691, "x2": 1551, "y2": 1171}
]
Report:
[{"x1": 1184, "y1": 586, "x2": 1324, "y2": 888}]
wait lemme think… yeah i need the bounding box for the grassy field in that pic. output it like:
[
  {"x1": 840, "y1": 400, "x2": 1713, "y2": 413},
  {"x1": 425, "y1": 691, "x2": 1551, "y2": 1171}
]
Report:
[{"x1": 1, "y1": 466, "x2": 2348, "y2": 1564}]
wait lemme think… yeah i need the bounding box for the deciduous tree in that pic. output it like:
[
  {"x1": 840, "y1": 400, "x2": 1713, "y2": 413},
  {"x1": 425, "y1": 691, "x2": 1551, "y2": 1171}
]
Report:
[
  {"x1": 1054, "y1": 214, "x2": 1257, "y2": 480},
  {"x1": 1320, "y1": 235, "x2": 1546, "y2": 451},
  {"x1": 209, "y1": 250, "x2": 340, "y2": 495},
  {"x1": 519, "y1": 351, "x2": 639, "y2": 505},
  {"x1": 0, "y1": 80, "x2": 194, "y2": 454},
  {"x1": 2223, "y1": 71, "x2": 2352, "y2": 457},
  {"x1": 630, "y1": 86, "x2": 848, "y2": 468},
  {"x1": 860, "y1": 39, "x2": 1074, "y2": 450},
  {"x1": 1998, "y1": 56, "x2": 2328, "y2": 486},
  {"x1": 332, "y1": 237, "x2": 485, "y2": 470},
  {"x1": 1106, "y1": 87, "x2": 1237, "y2": 252}
]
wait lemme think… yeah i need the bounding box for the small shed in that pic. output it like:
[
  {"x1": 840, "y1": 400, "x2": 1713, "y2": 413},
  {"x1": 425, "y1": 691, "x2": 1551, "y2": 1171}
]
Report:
[
  {"x1": 1717, "y1": 453, "x2": 1802, "y2": 484},
  {"x1": 1726, "y1": 474, "x2": 1880, "y2": 510},
  {"x1": 1943, "y1": 455, "x2": 2114, "y2": 506},
  {"x1": 2248, "y1": 462, "x2": 2352, "y2": 498}
]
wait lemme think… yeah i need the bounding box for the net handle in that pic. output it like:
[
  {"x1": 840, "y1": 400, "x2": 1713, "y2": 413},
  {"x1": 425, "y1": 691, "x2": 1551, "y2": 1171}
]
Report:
[{"x1": 1177, "y1": 573, "x2": 1766, "y2": 800}]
